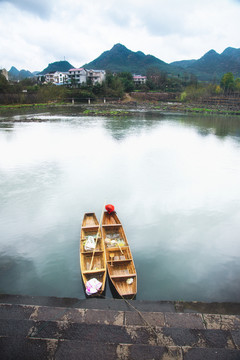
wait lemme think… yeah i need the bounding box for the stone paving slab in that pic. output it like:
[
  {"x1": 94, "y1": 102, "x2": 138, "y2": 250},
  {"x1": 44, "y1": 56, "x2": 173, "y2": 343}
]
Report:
[
  {"x1": 0, "y1": 336, "x2": 58, "y2": 360},
  {"x1": 0, "y1": 304, "x2": 125, "y2": 326},
  {"x1": 231, "y1": 330, "x2": 240, "y2": 350},
  {"x1": 182, "y1": 347, "x2": 240, "y2": 360},
  {"x1": 116, "y1": 344, "x2": 183, "y2": 360},
  {"x1": 0, "y1": 336, "x2": 184, "y2": 360},
  {"x1": 56, "y1": 340, "x2": 183, "y2": 360},
  {"x1": 0, "y1": 319, "x2": 157, "y2": 345},
  {"x1": 0, "y1": 303, "x2": 35, "y2": 320},
  {"x1": 158, "y1": 328, "x2": 235, "y2": 349},
  {"x1": 1, "y1": 318, "x2": 240, "y2": 350},
  {"x1": 84, "y1": 308, "x2": 124, "y2": 325},
  {"x1": 1, "y1": 336, "x2": 239, "y2": 360},
  {"x1": 165, "y1": 313, "x2": 205, "y2": 329},
  {"x1": 203, "y1": 314, "x2": 240, "y2": 330},
  {"x1": 125, "y1": 310, "x2": 165, "y2": 327}
]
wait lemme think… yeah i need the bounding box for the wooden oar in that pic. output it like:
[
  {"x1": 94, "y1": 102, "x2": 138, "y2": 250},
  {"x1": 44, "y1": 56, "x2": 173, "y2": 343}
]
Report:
[
  {"x1": 116, "y1": 242, "x2": 124, "y2": 255},
  {"x1": 111, "y1": 239, "x2": 124, "y2": 254},
  {"x1": 89, "y1": 202, "x2": 105, "y2": 270}
]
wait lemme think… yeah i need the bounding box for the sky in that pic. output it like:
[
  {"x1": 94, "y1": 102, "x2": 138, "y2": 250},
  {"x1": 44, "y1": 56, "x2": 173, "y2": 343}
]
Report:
[{"x1": 0, "y1": 0, "x2": 240, "y2": 72}]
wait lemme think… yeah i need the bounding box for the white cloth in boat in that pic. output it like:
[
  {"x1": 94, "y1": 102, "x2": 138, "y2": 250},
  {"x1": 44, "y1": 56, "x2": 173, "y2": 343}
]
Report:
[
  {"x1": 84, "y1": 236, "x2": 96, "y2": 251},
  {"x1": 86, "y1": 278, "x2": 102, "y2": 295}
]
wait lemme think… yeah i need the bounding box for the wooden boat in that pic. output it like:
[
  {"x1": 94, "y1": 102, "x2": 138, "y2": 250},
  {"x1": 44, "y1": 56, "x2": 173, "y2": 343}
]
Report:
[
  {"x1": 102, "y1": 211, "x2": 137, "y2": 298},
  {"x1": 80, "y1": 213, "x2": 106, "y2": 295}
]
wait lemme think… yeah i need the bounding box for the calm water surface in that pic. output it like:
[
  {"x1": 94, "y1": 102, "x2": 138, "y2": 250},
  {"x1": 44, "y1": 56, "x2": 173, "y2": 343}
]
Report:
[{"x1": 0, "y1": 111, "x2": 240, "y2": 301}]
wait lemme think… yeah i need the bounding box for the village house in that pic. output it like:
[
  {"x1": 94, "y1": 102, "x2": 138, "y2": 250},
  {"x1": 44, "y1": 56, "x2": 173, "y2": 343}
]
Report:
[
  {"x1": 0, "y1": 68, "x2": 9, "y2": 81},
  {"x1": 87, "y1": 69, "x2": 106, "y2": 85},
  {"x1": 133, "y1": 75, "x2": 147, "y2": 85},
  {"x1": 68, "y1": 68, "x2": 87, "y2": 86},
  {"x1": 54, "y1": 72, "x2": 68, "y2": 85},
  {"x1": 38, "y1": 68, "x2": 106, "y2": 87},
  {"x1": 38, "y1": 71, "x2": 69, "y2": 85}
]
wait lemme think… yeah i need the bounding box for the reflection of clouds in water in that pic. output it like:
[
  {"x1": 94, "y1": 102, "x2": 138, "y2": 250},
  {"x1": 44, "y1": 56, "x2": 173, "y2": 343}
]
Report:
[
  {"x1": 0, "y1": 116, "x2": 240, "y2": 300},
  {"x1": 0, "y1": 122, "x2": 107, "y2": 169}
]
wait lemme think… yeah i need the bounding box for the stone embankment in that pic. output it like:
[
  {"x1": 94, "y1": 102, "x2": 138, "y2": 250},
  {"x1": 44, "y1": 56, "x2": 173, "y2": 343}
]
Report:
[{"x1": 0, "y1": 294, "x2": 240, "y2": 359}]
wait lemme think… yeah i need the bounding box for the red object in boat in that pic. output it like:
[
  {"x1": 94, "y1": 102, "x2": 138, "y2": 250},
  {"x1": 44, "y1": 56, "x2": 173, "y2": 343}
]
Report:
[{"x1": 105, "y1": 204, "x2": 115, "y2": 214}]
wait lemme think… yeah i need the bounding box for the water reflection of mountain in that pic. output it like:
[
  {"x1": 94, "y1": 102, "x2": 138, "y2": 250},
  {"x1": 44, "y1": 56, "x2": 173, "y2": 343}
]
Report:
[
  {"x1": 179, "y1": 114, "x2": 240, "y2": 140},
  {"x1": 0, "y1": 123, "x2": 14, "y2": 130},
  {"x1": 103, "y1": 113, "x2": 240, "y2": 141},
  {"x1": 103, "y1": 113, "x2": 164, "y2": 140}
]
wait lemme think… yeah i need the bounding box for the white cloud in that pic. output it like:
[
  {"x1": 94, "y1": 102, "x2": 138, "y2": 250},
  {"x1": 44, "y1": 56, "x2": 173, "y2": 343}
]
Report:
[{"x1": 0, "y1": 0, "x2": 240, "y2": 71}]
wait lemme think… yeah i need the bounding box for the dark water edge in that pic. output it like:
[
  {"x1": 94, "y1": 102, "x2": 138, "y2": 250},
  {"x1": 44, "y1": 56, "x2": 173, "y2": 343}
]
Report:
[
  {"x1": 1, "y1": 293, "x2": 240, "y2": 314},
  {"x1": 1, "y1": 102, "x2": 240, "y2": 120}
]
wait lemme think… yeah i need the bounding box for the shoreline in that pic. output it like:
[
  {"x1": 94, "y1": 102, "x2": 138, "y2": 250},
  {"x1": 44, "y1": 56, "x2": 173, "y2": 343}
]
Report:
[
  {"x1": 1, "y1": 293, "x2": 240, "y2": 314},
  {"x1": 1, "y1": 101, "x2": 240, "y2": 120}
]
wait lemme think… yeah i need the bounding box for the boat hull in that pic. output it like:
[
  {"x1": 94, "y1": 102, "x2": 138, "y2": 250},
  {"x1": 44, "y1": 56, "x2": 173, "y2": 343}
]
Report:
[
  {"x1": 102, "y1": 212, "x2": 137, "y2": 298},
  {"x1": 80, "y1": 213, "x2": 106, "y2": 295}
]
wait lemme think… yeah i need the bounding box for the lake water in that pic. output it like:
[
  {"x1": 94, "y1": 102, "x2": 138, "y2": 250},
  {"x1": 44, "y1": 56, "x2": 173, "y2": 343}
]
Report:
[{"x1": 1, "y1": 110, "x2": 240, "y2": 302}]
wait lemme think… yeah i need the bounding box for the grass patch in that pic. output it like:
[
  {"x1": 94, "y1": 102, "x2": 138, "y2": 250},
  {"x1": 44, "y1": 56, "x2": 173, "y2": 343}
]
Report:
[
  {"x1": 83, "y1": 109, "x2": 130, "y2": 116},
  {"x1": 0, "y1": 102, "x2": 66, "y2": 111}
]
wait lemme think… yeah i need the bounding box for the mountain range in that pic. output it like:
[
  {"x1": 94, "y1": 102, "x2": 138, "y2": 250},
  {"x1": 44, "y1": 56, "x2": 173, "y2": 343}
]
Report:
[
  {"x1": 171, "y1": 47, "x2": 240, "y2": 80},
  {"x1": 82, "y1": 43, "x2": 174, "y2": 75},
  {"x1": 7, "y1": 44, "x2": 240, "y2": 82},
  {"x1": 8, "y1": 66, "x2": 37, "y2": 81}
]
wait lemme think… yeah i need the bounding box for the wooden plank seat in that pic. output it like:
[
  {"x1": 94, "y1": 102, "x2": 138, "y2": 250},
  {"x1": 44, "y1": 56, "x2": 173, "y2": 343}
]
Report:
[
  {"x1": 81, "y1": 225, "x2": 99, "y2": 229},
  {"x1": 83, "y1": 268, "x2": 106, "y2": 274},
  {"x1": 102, "y1": 223, "x2": 122, "y2": 227},
  {"x1": 107, "y1": 259, "x2": 132, "y2": 263},
  {"x1": 81, "y1": 250, "x2": 104, "y2": 254},
  {"x1": 110, "y1": 273, "x2": 136, "y2": 279}
]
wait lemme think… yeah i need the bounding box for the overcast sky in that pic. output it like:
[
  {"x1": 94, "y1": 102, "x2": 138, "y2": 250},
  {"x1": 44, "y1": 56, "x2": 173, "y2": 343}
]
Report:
[{"x1": 0, "y1": 0, "x2": 240, "y2": 72}]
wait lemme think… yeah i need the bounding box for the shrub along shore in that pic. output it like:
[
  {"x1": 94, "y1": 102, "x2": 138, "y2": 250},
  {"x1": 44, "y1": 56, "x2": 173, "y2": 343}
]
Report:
[
  {"x1": 1, "y1": 95, "x2": 240, "y2": 120},
  {"x1": 1, "y1": 70, "x2": 240, "y2": 118}
]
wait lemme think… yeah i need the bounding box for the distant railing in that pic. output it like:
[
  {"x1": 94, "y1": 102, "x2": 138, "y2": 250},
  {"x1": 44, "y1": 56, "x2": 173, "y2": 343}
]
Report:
[
  {"x1": 0, "y1": 94, "x2": 122, "y2": 105},
  {"x1": 66, "y1": 97, "x2": 122, "y2": 105}
]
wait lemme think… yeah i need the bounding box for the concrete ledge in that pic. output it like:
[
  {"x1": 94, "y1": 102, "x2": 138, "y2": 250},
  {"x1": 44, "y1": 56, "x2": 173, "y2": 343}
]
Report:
[{"x1": 1, "y1": 294, "x2": 240, "y2": 314}]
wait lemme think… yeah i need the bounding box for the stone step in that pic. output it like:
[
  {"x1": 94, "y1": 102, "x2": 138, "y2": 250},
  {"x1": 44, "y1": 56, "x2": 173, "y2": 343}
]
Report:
[
  {"x1": 0, "y1": 318, "x2": 239, "y2": 350},
  {"x1": 1, "y1": 303, "x2": 240, "y2": 331},
  {"x1": 0, "y1": 296, "x2": 240, "y2": 359},
  {"x1": 0, "y1": 337, "x2": 240, "y2": 360},
  {"x1": 1, "y1": 294, "x2": 240, "y2": 315},
  {"x1": 0, "y1": 294, "x2": 176, "y2": 312}
]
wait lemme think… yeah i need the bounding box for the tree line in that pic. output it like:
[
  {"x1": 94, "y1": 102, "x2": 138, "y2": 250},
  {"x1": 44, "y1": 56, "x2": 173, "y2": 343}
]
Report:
[{"x1": 1, "y1": 68, "x2": 240, "y2": 105}]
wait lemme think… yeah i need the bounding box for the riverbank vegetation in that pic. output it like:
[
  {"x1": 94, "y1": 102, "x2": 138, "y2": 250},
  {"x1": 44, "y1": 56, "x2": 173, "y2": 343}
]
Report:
[{"x1": 1, "y1": 70, "x2": 240, "y2": 115}]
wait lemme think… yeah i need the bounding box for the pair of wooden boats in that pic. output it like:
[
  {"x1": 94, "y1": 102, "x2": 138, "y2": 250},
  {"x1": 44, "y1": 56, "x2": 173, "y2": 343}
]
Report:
[{"x1": 80, "y1": 211, "x2": 137, "y2": 298}]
